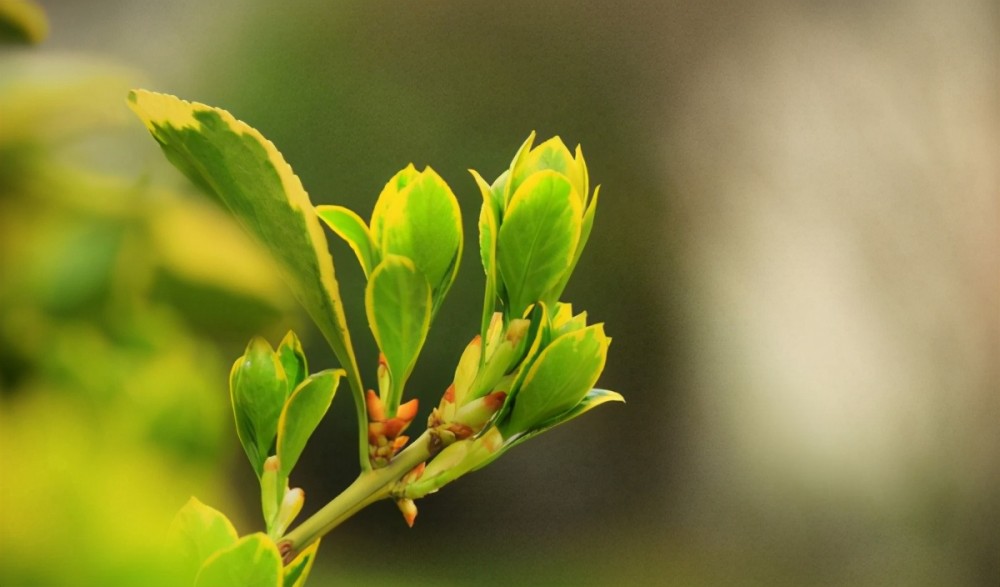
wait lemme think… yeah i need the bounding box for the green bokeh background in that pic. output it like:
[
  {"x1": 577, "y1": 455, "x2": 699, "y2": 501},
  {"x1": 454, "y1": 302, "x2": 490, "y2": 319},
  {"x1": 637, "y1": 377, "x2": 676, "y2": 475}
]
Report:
[{"x1": 2, "y1": 1, "x2": 998, "y2": 585}]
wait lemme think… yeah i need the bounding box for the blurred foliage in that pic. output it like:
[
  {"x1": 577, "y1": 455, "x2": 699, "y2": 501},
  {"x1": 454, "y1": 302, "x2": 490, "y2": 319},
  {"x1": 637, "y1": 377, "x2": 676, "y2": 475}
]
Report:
[
  {"x1": 0, "y1": 53, "x2": 295, "y2": 585},
  {"x1": 0, "y1": 0, "x2": 47, "y2": 44}
]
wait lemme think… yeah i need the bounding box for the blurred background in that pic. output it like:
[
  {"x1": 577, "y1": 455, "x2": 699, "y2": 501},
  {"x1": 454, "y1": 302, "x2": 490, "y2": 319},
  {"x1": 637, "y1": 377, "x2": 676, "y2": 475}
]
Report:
[{"x1": 1, "y1": 0, "x2": 997, "y2": 585}]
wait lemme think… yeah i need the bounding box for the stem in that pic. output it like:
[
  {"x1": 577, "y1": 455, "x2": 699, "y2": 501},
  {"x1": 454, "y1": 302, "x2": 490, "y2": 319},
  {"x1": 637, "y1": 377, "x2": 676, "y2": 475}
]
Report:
[{"x1": 279, "y1": 430, "x2": 435, "y2": 562}]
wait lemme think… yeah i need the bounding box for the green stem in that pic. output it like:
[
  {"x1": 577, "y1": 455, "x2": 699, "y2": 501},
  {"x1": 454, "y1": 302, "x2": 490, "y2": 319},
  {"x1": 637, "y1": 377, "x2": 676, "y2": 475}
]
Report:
[{"x1": 278, "y1": 430, "x2": 435, "y2": 562}]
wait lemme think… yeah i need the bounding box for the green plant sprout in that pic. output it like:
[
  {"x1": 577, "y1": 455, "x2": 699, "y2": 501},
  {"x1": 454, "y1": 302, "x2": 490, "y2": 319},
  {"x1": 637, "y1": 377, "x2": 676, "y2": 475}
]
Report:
[{"x1": 128, "y1": 89, "x2": 623, "y2": 586}]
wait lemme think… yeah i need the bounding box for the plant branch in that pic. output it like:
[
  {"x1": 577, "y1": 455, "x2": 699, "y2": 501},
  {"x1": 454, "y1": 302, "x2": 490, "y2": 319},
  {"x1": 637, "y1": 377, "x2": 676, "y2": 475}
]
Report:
[{"x1": 278, "y1": 429, "x2": 435, "y2": 563}]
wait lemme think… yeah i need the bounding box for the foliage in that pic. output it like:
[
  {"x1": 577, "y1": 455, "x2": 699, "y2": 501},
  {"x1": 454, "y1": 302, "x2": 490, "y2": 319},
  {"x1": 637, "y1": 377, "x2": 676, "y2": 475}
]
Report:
[
  {"x1": 0, "y1": 56, "x2": 293, "y2": 586},
  {"x1": 126, "y1": 89, "x2": 624, "y2": 584}
]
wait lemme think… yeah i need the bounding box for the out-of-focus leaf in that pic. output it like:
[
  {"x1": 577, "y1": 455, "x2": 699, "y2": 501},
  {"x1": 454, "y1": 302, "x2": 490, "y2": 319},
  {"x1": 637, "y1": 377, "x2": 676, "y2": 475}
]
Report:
[
  {"x1": 316, "y1": 205, "x2": 379, "y2": 278},
  {"x1": 283, "y1": 539, "x2": 320, "y2": 587},
  {"x1": 497, "y1": 171, "x2": 582, "y2": 318},
  {"x1": 503, "y1": 324, "x2": 609, "y2": 435},
  {"x1": 194, "y1": 533, "x2": 282, "y2": 587},
  {"x1": 365, "y1": 255, "x2": 431, "y2": 411},
  {"x1": 276, "y1": 369, "x2": 342, "y2": 484},
  {"x1": 0, "y1": 0, "x2": 48, "y2": 44},
  {"x1": 167, "y1": 497, "x2": 239, "y2": 585},
  {"x1": 230, "y1": 337, "x2": 287, "y2": 477},
  {"x1": 127, "y1": 89, "x2": 364, "y2": 435}
]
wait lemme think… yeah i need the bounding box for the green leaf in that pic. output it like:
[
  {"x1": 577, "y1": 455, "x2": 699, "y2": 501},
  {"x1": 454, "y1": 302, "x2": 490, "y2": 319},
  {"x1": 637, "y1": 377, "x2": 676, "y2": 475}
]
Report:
[
  {"x1": 0, "y1": 0, "x2": 48, "y2": 44},
  {"x1": 276, "y1": 369, "x2": 343, "y2": 484},
  {"x1": 471, "y1": 169, "x2": 500, "y2": 349},
  {"x1": 283, "y1": 540, "x2": 321, "y2": 587},
  {"x1": 510, "y1": 136, "x2": 577, "y2": 203},
  {"x1": 316, "y1": 205, "x2": 379, "y2": 278},
  {"x1": 497, "y1": 171, "x2": 582, "y2": 318},
  {"x1": 277, "y1": 331, "x2": 307, "y2": 396},
  {"x1": 230, "y1": 337, "x2": 287, "y2": 477},
  {"x1": 127, "y1": 90, "x2": 365, "y2": 461},
  {"x1": 505, "y1": 388, "x2": 623, "y2": 450},
  {"x1": 502, "y1": 132, "x2": 536, "y2": 209},
  {"x1": 503, "y1": 324, "x2": 609, "y2": 435},
  {"x1": 370, "y1": 164, "x2": 420, "y2": 247},
  {"x1": 167, "y1": 498, "x2": 239, "y2": 586},
  {"x1": 546, "y1": 185, "x2": 599, "y2": 303},
  {"x1": 377, "y1": 167, "x2": 463, "y2": 314},
  {"x1": 194, "y1": 533, "x2": 283, "y2": 587},
  {"x1": 365, "y1": 256, "x2": 432, "y2": 412}
]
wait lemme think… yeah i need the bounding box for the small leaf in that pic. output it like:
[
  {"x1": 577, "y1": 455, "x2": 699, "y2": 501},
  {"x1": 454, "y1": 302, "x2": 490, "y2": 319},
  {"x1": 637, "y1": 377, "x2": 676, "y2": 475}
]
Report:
[
  {"x1": 502, "y1": 132, "x2": 536, "y2": 209},
  {"x1": 127, "y1": 89, "x2": 364, "y2": 438},
  {"x1": 546, "y1": 185, "x2": 599, "y2": 303},
  {"x1": 497, "y1": 171, "x2": 582, "y2": 318},
  {"x1": 276, "y1": 369, "x2": 343, "y2": 483},
  {"x1": 194, "y1": 533, "x2": 283, "y2": 587},
  {"x1": 277, "y1": 331, "x2": 307, "y2": 395},
  {"x1": 510, "y1": 137, "x2": 578, "y2": 205},
  {"x1": 365, "y1": 256, "x2": 432, "y2": 412},
  {"x1": 471, "y1": 169, "x2": 500, "y2": 347},
  {"x1": 230, "y1": 337, "x2": 287, "y2": 477},
  {"x1": 378, "y1": 168, "x2": 463, "y2": 314},
  {"x1": 370, "y1": 164, "x2": 420, "y2": 247},
  {"x1": 502, "y1": 324, "x2": 609, "y2": 436},
  {"x1": 283, "y1": 540, "x2": 320, "y2": 587},
  {"x1": 504, "y1": 388, "x2": 624, "y2": 450},
  {"x1": 316, "y1": 205, "x2": 379, "y2": 278},
  {"x1": 167, "y1": 497, "x2": 239, "y2": 585}
]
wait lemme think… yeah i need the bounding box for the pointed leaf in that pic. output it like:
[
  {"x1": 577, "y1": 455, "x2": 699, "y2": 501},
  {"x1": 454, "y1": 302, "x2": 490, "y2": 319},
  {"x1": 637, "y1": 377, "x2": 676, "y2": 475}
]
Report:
[
  {"x1": 378, "y1": 168, "x2": 463, "y2": 313},
  {"x1": 194, "y1": 534, "x2": 282, "y2": 587},
  {"x1": 503, "y1": 324, "x2": 609, "y2": 435},
  {"x1": 546, "y1": 185, "x2": 599, "y2": 303},
  {"x1": 472, "y1": 169, "x2": 500, "y2": 347},
  {"x1": 230, "y1": 337, "x2": 287, "y2": 477},
  {"x1": 316, "y1": 205, "x2": 379, "y2": 278},
  {"x1": 503, "y1": 132, "x2": 536, "y2": 209},
  {"x1": 127, "y1": 90, "x2": 364, "y2": 445},
  {"x1": 510, "y1": 136, "x2": 578, "y2": 205},
  {"x1": 370, "y1": 164, "x2": 420, "y2": 247},
  {"x1": 277, "y1": 331, "x2": 307, "y2": 395},
  {"x1": 283, "y1": 540, "x2": 320, "y2": 587},
  {"x1": 497, "y1": 171, "x2": 582, "y2": 318},
  {"x1": 505, "y1": 388, "x2": 624, "y2": 450},
  {"x1": 276, "y1": 369, "x2": 343, "y2": 483},
  {"x1": 167, "y1": 498, "x2": 239, "y2": 586},
  {"x1": 365, "y1": 256, "x2": 432, "y2": 412}
]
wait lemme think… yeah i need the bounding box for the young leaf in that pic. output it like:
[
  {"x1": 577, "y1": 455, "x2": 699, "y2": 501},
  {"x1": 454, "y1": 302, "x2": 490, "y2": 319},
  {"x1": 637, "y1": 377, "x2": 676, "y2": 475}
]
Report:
[
  {"x1": 283, "y1": 540, "x2": 321, "y2": 587},
  {"x1": 377, "y1": 168, "x2": 463, "y2": 313},
  {"x1": 230, "y1": 337, "x2": 287, "y2": 477},
  {"x1": 316, "y1": 205, "x2": 379, "y2": 278},
  {"x1": 510, "y1": 137, "x2": 578, "y2": 204},
  {"x1": 502, "y1": 324, "x2": 609, "y2": 436},
  {"x1": 471, "y1": 169, "x2": 500, "y2": 349},
  {"x1": 276, "y1": 369, "x2": 343, "y2": 483},
  {"x1": 194, "y1": 533, "x2": 283, "y2": 587},
  {"x1": 497, "y1": 171, "x2": 582, "y2": 318},
  {"x1": 546, "y1": 185, "x2": 600, "y2": 304},
  {"x1": 370, "y1": 164, "x2": 420, "y2": 247},
  {"x1": 167, "y1": 497, "x2": 239, "y2": 585},
  {"x1": 277, "y1": 331, "x2": 308, "y2": 396},
  {"x1": 365, "y1": 256, "x2": 432, "y2": 412},
  {"x1": 503, "y1": 388, "x2": 623, "y2": 450},
  {"x1": 127, "y1": 90, "x2": 366, "y2": 464}
]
